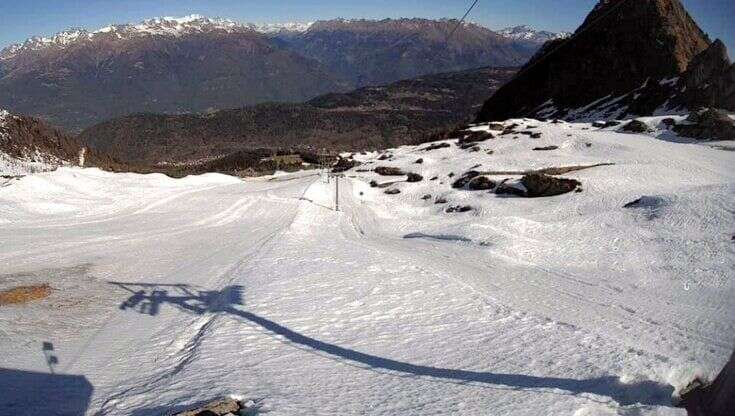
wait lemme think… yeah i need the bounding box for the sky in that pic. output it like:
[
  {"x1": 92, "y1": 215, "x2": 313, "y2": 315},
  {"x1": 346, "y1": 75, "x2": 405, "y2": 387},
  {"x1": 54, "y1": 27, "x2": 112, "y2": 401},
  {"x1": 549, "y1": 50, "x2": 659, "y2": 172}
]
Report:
[{"x1": 0, "y1": 0, "x2": 733, "y2": 53}]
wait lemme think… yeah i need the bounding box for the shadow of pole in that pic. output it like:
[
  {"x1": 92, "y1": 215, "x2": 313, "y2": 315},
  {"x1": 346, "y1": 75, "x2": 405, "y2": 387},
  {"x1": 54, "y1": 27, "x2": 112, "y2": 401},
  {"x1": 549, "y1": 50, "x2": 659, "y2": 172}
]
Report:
[{"x1": 110, "y1": 282, "x2": 675, "y2": 407}]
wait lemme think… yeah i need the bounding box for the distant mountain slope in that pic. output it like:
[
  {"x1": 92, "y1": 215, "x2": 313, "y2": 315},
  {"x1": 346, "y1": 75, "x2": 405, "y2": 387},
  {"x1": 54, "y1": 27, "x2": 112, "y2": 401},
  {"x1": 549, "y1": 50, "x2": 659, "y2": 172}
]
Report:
[
  {"x1": 0, "y1": 17, "x2": 346, "y2": 133},
  {"x1": 476, "y1": 0, "x2": 714, "y2": 122},
  {"x1": 78, "y1": 67, "x2": 517, "y2": 163},
  {"x1": 0, "y1": 17, "x2": 556, "y2": 132},
  {"x1": 0, "y1": 109, "x2": 119, "y2": 175},
  {"x1": 276, "y1": 18, "x2": 530, "y2": 87}
]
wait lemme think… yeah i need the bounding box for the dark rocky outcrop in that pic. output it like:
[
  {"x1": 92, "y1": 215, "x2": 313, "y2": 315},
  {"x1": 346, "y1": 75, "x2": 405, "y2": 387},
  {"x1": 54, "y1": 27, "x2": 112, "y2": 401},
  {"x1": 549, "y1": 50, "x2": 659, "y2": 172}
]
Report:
[
  {"x1": 406, "y1": 173, "x2": 423, "y2": 182},
  {"x1": 521, "y1": 173, "x2": 581, "y2": 197},
  {"x1": 451, "y1": 171, "x2": 481, "y2": 189},
  {"x1": 676, "y1": 40, "x2": 735, "y2": 111},
  {"x1": 446, "y1": 205, "x2": 473, "y2": 213},
  {"x1": 674, "y1": 108, "x2": 735, "y2": 140},
  {"x1": 476, "y1": 0, "x2": 712, "y2": 122},
  {"x1": 457, "y1": 131, "x2": 493, "y2": 146},
  {"x1": 332, "y1": 157, "x2": 360, "y2": 172},
  {"x1": 495, "y1": 180, "x2": 527, "y2": 197},
  {"x1": 423, "y1": 142, "x2": 452, "y2": 151},
  {"x1": 622, "y1": 119, "x2": 652, "y2": 133},
  {"x1": 532, "y1": 145, "x2": 558, "y2": 151},
  {"x1": 496, "y1": 174, "x2": 581, "y2": 197},
  {"x1": 467, "y1": 176, "x2": 496, "y2": 190},
  {"x1": 374, "y1": 166, "x2": 405, "y2": 176}
]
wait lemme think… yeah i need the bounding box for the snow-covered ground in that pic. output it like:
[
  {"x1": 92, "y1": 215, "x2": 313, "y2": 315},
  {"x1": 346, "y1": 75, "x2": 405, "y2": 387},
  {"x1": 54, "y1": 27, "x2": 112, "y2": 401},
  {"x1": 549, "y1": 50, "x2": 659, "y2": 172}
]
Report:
[{"x1": 0, "y1": 119, "x2": 733, "y2": 415}]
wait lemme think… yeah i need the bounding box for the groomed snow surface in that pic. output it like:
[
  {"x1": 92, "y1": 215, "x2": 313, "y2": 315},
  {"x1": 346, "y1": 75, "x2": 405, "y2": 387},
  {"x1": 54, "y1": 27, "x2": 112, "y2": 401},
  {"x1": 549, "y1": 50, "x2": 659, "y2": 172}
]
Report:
[{"x1": 1, "y1": 119, "x2": 733, "y2": 415}]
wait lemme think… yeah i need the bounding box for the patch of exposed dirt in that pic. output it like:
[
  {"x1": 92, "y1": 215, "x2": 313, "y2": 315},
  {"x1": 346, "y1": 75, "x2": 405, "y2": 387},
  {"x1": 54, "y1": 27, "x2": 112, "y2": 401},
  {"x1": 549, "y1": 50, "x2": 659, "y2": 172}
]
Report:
[{"x1": 0, "y1": 284, "x2": 51, "y2": 306}]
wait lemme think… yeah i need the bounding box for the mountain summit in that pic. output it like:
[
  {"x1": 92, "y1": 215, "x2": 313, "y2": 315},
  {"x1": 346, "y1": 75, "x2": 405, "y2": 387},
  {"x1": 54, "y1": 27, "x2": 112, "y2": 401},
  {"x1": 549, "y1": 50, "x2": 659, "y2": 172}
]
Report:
[{"x1": 476, "y1": 0, "x2": 713, "y2": 121}]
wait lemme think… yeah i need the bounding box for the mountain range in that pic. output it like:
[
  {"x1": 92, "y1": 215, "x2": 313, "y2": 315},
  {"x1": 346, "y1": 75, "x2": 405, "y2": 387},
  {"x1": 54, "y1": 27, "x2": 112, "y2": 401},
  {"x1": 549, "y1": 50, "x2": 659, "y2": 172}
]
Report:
[{"x1": 0, "y1": 16, "x2": 557, "y2": 132}]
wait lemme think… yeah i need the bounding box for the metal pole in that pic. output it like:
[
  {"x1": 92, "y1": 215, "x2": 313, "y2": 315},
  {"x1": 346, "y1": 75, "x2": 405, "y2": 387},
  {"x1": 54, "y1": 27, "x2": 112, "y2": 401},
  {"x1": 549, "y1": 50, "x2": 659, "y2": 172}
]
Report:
[{"x1": 335, "y1": 175, "x2": 340, "y2": 212}]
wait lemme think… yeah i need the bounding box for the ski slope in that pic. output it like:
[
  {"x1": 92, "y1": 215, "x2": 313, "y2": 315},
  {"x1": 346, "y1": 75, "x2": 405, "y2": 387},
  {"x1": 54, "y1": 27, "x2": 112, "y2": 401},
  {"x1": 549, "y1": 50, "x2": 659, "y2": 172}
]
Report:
[{"x1": 1, "y1": 119, "x2": 733, "y2": 415}]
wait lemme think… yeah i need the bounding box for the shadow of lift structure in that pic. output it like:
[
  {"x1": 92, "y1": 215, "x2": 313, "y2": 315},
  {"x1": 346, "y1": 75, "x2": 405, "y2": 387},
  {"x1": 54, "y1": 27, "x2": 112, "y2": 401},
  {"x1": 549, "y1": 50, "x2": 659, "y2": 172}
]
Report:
[{"x1": 111, "y1": 281, "x2": 681, "y2": 408}]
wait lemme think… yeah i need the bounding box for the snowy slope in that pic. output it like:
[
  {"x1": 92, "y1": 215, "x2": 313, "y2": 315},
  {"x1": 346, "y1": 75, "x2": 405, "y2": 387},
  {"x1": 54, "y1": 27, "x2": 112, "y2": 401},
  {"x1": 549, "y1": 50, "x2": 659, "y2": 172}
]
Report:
[{"x1": 0, "y1": 119, "x2": 733, "y2": 415}]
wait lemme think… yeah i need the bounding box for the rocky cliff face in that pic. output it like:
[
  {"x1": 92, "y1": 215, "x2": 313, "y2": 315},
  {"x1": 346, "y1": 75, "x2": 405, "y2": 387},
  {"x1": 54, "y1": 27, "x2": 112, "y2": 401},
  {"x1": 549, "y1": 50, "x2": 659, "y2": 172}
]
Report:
[
  {"x1": 476, "y1": 0, "x2": 713, "y2": 122},
  {"x1": 677, "y1": 40, "x2": 735, "y2": 110}
]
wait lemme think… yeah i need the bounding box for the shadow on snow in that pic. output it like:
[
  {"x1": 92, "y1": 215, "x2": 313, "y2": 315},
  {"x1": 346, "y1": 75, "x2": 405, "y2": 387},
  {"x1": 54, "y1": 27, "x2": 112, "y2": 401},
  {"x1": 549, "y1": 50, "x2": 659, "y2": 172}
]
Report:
[{"x1": 110, "y1": 282, "x2": 674, "y2": 407}]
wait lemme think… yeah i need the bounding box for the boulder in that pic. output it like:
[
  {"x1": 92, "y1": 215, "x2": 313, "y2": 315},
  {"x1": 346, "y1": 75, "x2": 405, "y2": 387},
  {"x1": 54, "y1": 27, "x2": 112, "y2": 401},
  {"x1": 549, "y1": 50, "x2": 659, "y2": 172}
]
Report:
[
  {"x1": 467, "y1": 176, "x2": 496, "y2": 191},
  {"x1": 532, "y1": 145, "x2": 558, "y2": 151},
  {"x1": 384, "y1": 188, "x2": 401, "y2": 195},
  {"x1": 521, "y1": 173, "x2": 581, "y2": 197},
  {"x1": 662, "y1": 117, "x2": 677, "y2": 126},
  {"x1": 486, "y1": 123, "x2": 505, "y2": 131},
  {"x1": 451, "y1": 171, "x2": 480, "y2": 189},
  {"x1": 435, "y1": 197, "x2": 448, "y2": 204},
  {"x1": 374, "y1": 166, "x2": 405, "y2": 176},
  {"x1": 406, "y1": 173, "x2": 423, "y2": 182},
  {"x1": 414, "y1": 158, "x2": 424, "y2": 164},
  {"x1": 446, "y1": 205, "x2": 473, "y2": 213},
  {"x1": 332, "y1": 157, "x2": 359, "y2": 173},
  {"x1": 457, "y1": 130, "x2": 493, "y2": 146},
  {"x1": 674, "y1": 108, "x2": 735, "y2": 140},
  {"x1": 494, "y1": 179, "x2": 527, "y2": 197},
  {"x1": 423, "y1": 142, "x2": 451, "y2": 151},
  {"x1": 622, "y1": 119, "x2": 652, "y2": 133}
]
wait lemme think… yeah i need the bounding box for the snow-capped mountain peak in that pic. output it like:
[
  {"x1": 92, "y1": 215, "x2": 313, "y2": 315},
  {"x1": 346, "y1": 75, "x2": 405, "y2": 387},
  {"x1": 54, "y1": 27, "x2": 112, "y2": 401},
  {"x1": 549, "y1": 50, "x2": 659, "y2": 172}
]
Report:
[
  {"x1": 498, "y1": 25, "x2": 570, "y2": 43},
  {"x1": 0, "y1": 16, "x2": 314, "y2": 60},
  {"x1": 249, "y1": 21, "x2": 314, "y2": 34}
]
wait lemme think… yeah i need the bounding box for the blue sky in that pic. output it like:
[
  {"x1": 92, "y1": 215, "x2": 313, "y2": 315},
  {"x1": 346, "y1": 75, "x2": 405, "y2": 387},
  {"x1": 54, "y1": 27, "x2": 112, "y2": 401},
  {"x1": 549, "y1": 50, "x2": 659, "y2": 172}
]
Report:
[{"x1": 1, "y1": 0, "x2": 733, "y2": 54}]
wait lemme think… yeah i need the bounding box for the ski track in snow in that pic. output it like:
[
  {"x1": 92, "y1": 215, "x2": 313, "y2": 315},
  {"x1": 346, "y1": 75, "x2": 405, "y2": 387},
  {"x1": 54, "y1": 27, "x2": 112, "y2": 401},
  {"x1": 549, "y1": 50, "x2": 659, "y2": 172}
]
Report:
[{"x1": 1, "y1": 119, "x2": 733, "y2": 415}]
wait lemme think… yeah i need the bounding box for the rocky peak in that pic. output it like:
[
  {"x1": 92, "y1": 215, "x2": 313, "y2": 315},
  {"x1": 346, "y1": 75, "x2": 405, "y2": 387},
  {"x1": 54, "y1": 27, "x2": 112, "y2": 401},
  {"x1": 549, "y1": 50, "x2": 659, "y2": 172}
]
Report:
[
  {"x1": 678, "y1": 39, "x2": 735, "y2": 111},
  {"x1": 476, "y1": 0, "x2": 712, "y2": 122}
]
